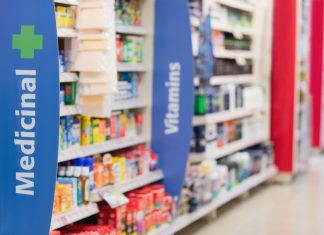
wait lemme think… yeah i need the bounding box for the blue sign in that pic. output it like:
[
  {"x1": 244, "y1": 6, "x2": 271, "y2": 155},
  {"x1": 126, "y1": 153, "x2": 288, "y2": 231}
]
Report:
[
  {"x1": 152, "y1": 0, "x2": 194, "y2": 199},
  {"x1": 0, "y1": 0, "x2": 59, "y2": 234}
]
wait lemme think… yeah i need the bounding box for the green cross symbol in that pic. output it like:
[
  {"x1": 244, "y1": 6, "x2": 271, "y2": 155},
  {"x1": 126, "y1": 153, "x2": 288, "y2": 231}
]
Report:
[{"x1": 12, "y1": 25, "x2": 43, "y2": 59}]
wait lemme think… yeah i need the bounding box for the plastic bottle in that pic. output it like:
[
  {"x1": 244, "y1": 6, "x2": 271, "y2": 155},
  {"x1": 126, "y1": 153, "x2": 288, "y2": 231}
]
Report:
[
  {"x1": 66, "y1": 165, "x2": 78, "y2": 208},
  {"x1": 73, "y1": 160, "x2": 82, "y2": 206},
  {"x1": 86, "y1": 157, "x2": 95, "y2": 191},
  {"x1": 81, "y1": 166, "x2": 90, "y2": 205}
]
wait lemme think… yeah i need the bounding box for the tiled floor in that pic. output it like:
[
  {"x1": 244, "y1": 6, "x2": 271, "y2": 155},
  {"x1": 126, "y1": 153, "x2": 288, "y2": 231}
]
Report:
[{"x1": 176, "y1": 157, "x2": 324, "y2": 235}]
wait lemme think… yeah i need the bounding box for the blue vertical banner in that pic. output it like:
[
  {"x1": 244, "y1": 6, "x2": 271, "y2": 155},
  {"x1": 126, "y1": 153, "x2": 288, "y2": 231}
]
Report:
[
  {"x1": 152, "y1": 0, "x2": 194, "y2": 198},
  {"x1": 0, "y1": 0, "x2": 59, "y2": 234}
]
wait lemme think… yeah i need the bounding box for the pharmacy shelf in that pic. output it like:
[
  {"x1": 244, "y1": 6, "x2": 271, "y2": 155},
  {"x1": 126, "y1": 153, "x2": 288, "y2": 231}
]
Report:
[
  {"x1": 150, "y1": 166, "x2": 277, "y2": 235},
  {"x1": 214, "y1": 49, "x2": 253, "y2": 59},
  {"x1": 58, "y1": 135, "x2": 146, "y2": 163},
  {"x1": 190, "y1": 136, "x2": 269, "y2": 163},
  {"x1": 60, "y1": 72, "x2": 78, "y2": 83},
  {"x1": 193, "y1": 109, "x2": 255, "y2": 126},
  {"x1": 215, "y1": 0, "x2": 254, "y2": 13},
  {"x1": 117, "y1": 63, "x2": 146, "y2": 72},
  {"x1": 57, "y1": 28, "x2": 78, "y2": 38},
  {"x1": 212, "y1": 23, "x2": 253, "y2": 36},
  {"x1": 91, "y1": 170, "x2": 164, "y2": 202},
  {"x1": 116, "y1": 25, "x2": 147, "y2": 36},
  {"x1": 60, "y1": 105, "x2": 79, "y2": 116},
  {"x1": 210, "y1": 74, "x2": 254, "y2": 86},
  {"x1": 112, "y1": 98, "x2": 146, "y2": 111},
  {"x1": 51, "y1": 203, "x2": 99, "y2": 230}
]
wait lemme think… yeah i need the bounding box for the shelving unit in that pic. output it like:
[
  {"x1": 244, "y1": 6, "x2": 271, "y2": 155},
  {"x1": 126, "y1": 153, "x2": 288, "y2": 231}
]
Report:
[
  {"x1": 57, "y1": 28, "x2": 78, "y2": 38},
  {"x1": 117, "y1": 63, "x2": 147, "y2": 72},
  {"x1": 212, "y1": 23, "x2": 253, "y2": 36},
  {"x1": 51, "y1": 204, "x2": 99, "y2": 230},
  {"x1": 190, "y1": 0, "x2": 271, "y2": 158},
  {"x1": 215, "y1": 0, "x2": 254, "y2": 13},
  {"x1": 91, "y1": 170, "x2": 164, "y2": 202},
  {"x1": 52, "y1": 0, "x2": 161, "y2": 232},
  {"x1": 58, "y1": 135, "x2": 146, "y2": 162},
  {"x1": 294, "y1": 0, "x2": 311, "y2": 172},
  {"x1": 111, "y1": 98, "x2": 146, "y2": 111},
  {"x1": 190, "y1": 136, "x2": 269, "y2": 163},
  {"x1": 214, "y1": 49, "x2": 253, "y2": 59},
  {"x1": 210, "y1": 74, "x2": 254, "y2": 85},
  {"x1": 193, "y1": 108, "x2": 256, "y2": 126},
  {"x1": 60, "y1": 72, "x2": 78, "y2": 83},
  {"x1": 60, "y1": 105, "x2": 79, "y2": 116},
  {"x1": 115, "y1": 25, "x2": 147, "y2": 36},
  {"x1": 150, "y1": 166, "x2": 277, "y2": 235},
  {"x1": 179, "y1": 0, "x2": 274, "y2": 233},
  {"x1": 54, "y1": 0, "x2": 79, "y2": 5}
]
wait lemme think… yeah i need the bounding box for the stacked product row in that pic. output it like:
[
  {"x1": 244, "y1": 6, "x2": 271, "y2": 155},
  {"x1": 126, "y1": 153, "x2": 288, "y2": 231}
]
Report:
[
  {"x1": 52, "y1": 1, "x2": 169, "y2": 235},
  {"x1": 54, "y1": 145, "x2": 158, "y2": 215},
  {"x1": 52, "y1": 184, "x2": 176, "y2": 235},
  {"x1": 180, "y1": 144, "x2": 273, "y2": 214},
  {"x1": 194, "y1": 84, "x2": 264, "y2": 115},
  {"x1": 191, "y1": 114, "x2": 265, "y2": 153},
  {"x1": 59, "y1": 111, "x2": 143, "y2": 150},
  {"x1": 73, "y1": 0, "x2": 117, "y2": 117}
]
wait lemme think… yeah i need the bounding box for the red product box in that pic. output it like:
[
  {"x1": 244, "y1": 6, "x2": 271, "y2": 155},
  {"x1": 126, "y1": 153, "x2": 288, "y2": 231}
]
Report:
[
  {"x1": 132, "y1": 188, "x2": 154, "y2": 213},
  {"x1": 162, "y1": 193, "x2": 172, "y2": 212},
  {"x1": 49, "y1": 232, "x2": 61, "y2": 235},
  {"x1": 146, "y1": 184, "x2": 165, "y2": 209},
  {"x1": 98, "y1": 204, "x2": 127, "y2": 235}
]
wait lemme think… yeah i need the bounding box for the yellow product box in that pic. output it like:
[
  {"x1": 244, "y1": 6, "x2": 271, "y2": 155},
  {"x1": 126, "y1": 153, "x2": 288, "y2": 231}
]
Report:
[
  {"x1": 99, "y1": 119, "x2": 107, "y2": 142},
  {"x1": 81, "y1": 116, "x2": 91, "y2": 146},
  {"x1": 92, "y1": 118, "x2": 101, "y2": 144},
  {"x1": 59, "y1": 184, "x2": 72, "y2": 213},
  {"x1": 118, "y1": 157, "x2": 127, "y2": 182},
  {"x1": 112, "y1": 158, "x2": 122, "y2": 183},
  {"x1": 55, "y1": 6, "x2": 67, "y2": 28}
]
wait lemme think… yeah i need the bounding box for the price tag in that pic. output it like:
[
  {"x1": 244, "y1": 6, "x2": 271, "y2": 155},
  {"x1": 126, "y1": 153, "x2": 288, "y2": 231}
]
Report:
[{"x1": 99, "y1": 189, "x2": 129, "y2": 209}]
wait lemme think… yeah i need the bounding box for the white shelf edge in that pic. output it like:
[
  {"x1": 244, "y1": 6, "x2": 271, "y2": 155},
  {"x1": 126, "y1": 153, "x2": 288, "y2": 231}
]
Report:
[
  {"x1": 190, "y1": 136, "x2": 269, "y2": 163},
  {"x1": 57, "y1": 28, "x2": 78, "y2": 38},
  {"x1": 51, "y1": 203, "x2": 99, "y2": 230},
  {"x1": 116, "y1": 25, "x2": 147, "y2": 35},
  {"x1": 112, "y1": 99, "x2": 146, "y2": 111},
  {"x1": 60, "y1": 72, "x2": 78, "y2": 83},
  {"x1": 117, "y1": 63, "x2": 146, "y2": 72},
  {"x1": 194, "y1": 74, "x2": 254, "y2": 87},
  {"x1": 91, "y1": 170, "x2": 164, "y2": 202},
  {"x1": 58, "y1": 135, "x2": 146, "y2": 163},
  {"x1": 193, "y1": 108, "x2": 255, "y2": 126},
  {"x1": 60, "y1": 105, "x2": 79, "y2": 116},
  {"x1": 149, "y1": 166, "x2": 278, "y2": 235},
  {"x1": 214, "y1": 50, "x2": 253, "y2": 59},
  {"x1": 210, "y1": 74, "x2": 254, "y2": 86},
  {"x1": 54, "y1": 0, "x2": 79, "y2": 5},
  {"x1": 216, "y1": 0, "x2": 254, "y2": 13}
]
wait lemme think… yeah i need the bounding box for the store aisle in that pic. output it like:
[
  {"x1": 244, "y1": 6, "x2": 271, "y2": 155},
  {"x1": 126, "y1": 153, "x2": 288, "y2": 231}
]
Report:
[{"x1": 177, "y1": 157, "x2": 324, "y2": 235}]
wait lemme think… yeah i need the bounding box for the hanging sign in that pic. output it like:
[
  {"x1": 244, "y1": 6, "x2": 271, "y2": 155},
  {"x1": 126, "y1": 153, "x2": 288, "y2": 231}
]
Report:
[
  {"x1": 0, "y1": 0, "x2": 59, "y2": 234},
  {"x1": 152, "y1": 0, "x2": 194, "y2": 198}
]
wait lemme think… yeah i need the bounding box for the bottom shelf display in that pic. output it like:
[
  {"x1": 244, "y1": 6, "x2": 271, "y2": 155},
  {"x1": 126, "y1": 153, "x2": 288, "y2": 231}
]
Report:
[
  {"x1": 150, "y1": 166, "x2": 277, "y2": 235},
  {"x1": 51, "y1": 183, "x2": 177, "y2": 235},
  {"x1": 51, "y1": 144, "x2": 277, "y2": 235}
]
